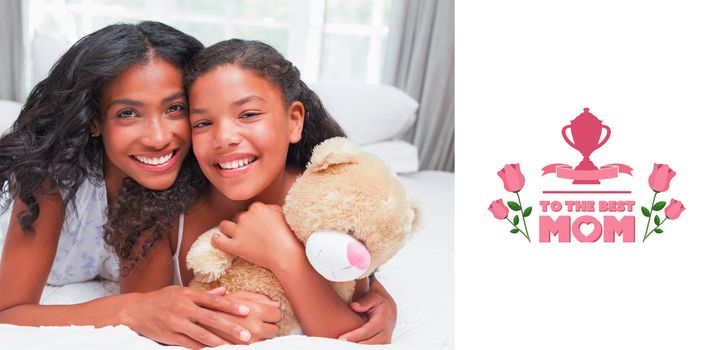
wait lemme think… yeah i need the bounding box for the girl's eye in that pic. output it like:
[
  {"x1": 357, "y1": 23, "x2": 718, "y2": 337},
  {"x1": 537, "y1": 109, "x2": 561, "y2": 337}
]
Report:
[
  {"x1": 239, "y1": 112, "x2": 259, "y2": 119},
  {"x1": 117, "y1": 109, "x2": 137, "y2": 119},
  {"x1": 167, "y1": 103, "x2": 186, "y2": 113},
  {"x1": 192, "y1": 120, "x2": 211, "y2": 128}
]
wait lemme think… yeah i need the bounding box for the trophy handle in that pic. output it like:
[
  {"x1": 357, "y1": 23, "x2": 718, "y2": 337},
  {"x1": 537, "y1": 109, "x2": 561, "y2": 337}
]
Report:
[
  {"x1": 562, "y1": 125, "x2": 578, "y2": 151},
  {"x1": 597, "y1": 125, "x2": 611, "y2": 149}
]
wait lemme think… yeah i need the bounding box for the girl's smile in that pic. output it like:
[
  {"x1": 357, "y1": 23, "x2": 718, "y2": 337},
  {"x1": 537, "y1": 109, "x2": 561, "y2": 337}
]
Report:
[{"x1": 213, "y1": 152, "x2": 259, "y2": 178}]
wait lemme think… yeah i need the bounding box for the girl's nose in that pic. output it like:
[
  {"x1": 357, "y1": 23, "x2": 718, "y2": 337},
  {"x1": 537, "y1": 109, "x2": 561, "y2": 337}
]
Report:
[{"x1": 214, "y1": 118, "x2": 243, "y2": 147}]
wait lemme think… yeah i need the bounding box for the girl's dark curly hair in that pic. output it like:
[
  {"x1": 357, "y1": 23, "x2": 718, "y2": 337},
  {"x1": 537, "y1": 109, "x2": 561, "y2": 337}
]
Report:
[
  {"x1": 0, "y1": 21, "x2": 203, "y2": 263},
  {"x1": 106, "y1": 39, "x2": 347, "y2": 269},
  {"x1": 185, "y1": 39, "x2": 347, "y2": 168}
]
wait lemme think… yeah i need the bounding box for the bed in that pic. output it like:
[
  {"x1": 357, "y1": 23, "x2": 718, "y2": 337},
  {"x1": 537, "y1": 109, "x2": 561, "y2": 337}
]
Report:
[{"x1": 0, "y1": 84, "x2": 454, "y2": 349}]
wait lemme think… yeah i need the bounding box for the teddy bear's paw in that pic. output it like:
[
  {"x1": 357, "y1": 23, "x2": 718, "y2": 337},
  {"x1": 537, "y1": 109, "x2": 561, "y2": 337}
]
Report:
[{"x1": 186, "y1": 228, "x2": 234, "y2": 283}]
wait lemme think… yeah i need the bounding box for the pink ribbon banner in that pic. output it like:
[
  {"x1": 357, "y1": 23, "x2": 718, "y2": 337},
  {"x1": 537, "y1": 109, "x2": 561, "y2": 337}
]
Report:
[{"x1": 542, "y1": 163, "x2": 633, "y2": 181}]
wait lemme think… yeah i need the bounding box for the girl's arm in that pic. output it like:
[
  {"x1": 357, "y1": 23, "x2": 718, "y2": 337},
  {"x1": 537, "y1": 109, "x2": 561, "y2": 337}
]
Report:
[
  {"x1": 339, "y1": 277, "x2": 398, "y2": 344},
  {"x1": 214, "y1": 202, "x2": 366, "y2": 338}
]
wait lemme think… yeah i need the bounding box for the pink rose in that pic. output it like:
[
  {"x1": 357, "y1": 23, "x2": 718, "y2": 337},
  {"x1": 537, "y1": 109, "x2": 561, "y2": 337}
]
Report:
[
  {"x1": 664, "y1": 199, "x2": 685, "y2": 220},
  {"x1": 648, "y1": 163, "x2": 676, "y2": 192},
  {"x1": 489, "y1": 199, "x2": 509, "y2": 220},
  {"x1": 497, "y1": 164, "x2": 525, "y2": 192}
]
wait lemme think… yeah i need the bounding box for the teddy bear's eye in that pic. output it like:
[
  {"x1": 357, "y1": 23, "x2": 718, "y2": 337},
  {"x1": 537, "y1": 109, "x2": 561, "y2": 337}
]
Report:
[{"x1": 347, "y1": 228, "x2": 355, "y2": 236}]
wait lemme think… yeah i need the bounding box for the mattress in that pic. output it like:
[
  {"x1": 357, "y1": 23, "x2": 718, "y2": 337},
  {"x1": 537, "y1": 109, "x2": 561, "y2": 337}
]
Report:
[{"x1": 0, "y1": 171, "x2": 454, "y2": 349}]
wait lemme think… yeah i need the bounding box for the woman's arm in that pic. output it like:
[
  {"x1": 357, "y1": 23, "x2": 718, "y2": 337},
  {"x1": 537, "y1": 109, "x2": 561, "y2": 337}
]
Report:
[
  {"x1": 120, "y1": 225, "x2": 282, "y2": 345},
  {"x1": 0, "y1": 190, "x2": 131, "y2": 326},
  {"x1": 0, "y1": 194, "x2": 249, "y2": 349},
  {"x1": 214, "y1": 202, "x2": 365, "y2": 338}
]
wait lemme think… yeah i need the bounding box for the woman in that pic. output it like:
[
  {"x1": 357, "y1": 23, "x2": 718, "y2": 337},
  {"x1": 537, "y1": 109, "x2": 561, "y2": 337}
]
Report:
[{"x1": 0, "y1": 22, "x2": 279, "y2": 349}]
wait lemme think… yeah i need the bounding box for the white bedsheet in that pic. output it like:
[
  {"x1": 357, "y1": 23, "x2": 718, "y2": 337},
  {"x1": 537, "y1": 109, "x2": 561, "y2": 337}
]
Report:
[{"x1": 0, "y1": 171, "x2": 454, "y2": 349}]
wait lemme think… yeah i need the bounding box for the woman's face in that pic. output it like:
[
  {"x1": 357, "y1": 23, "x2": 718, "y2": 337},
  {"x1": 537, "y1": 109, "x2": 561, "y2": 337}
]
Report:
[
  {"x1": 188, "y1": 65, "x2": 303, "y2": 201},
  {"x1": 96, "y1": 57, "x2": 190, "y2": 191}
]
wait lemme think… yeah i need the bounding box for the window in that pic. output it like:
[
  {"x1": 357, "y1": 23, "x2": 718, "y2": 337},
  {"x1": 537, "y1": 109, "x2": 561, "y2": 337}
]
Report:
[{"x1": 24, "y1": 0, "x2": 393, "y2": 92}]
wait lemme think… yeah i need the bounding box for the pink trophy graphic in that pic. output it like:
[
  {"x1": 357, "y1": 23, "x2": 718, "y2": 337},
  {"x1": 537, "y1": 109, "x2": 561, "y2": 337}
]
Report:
[{"x1": 562, "y1": 108, "x2": 611, "y2": 184}]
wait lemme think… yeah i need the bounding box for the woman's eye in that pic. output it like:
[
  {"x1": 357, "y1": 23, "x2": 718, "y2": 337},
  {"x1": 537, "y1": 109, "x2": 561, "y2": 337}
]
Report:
[
  {"x1": 167, "y1": 103, "x2": 186, "y2": 113},
  {"x1": 117, "y1": 109, "x2": 137, "y2": 119},
  {"x1": 192, "y1": 120, "x2": 211, "y2": 128}
]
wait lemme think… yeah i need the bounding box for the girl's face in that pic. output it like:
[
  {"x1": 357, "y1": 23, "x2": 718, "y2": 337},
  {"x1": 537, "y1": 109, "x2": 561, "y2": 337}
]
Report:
[
  {"x1": 189, "y1": 65, "x2": 304, "y2": 201},
  {"x1": 95, "y1": 58, "x2": 190, "y2": 190}
]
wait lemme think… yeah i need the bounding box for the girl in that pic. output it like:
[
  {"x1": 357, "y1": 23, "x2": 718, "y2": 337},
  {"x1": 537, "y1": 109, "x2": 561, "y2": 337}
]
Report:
[
  {"x1": 107, "y1": 38, "x2": 397, "y2": 344},
  {"x1": 0, "y1": 22, "x2": 280, "y2": 349}
]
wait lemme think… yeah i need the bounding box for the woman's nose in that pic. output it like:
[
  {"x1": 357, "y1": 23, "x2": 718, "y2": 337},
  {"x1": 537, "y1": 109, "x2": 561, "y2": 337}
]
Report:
[{"x1": 142, "y1": 117, "x2": 172, "y2": 149}]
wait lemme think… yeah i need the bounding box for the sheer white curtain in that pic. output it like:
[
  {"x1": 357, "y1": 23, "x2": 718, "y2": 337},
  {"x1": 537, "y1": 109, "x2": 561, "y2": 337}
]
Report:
[
  {"x1": 383, "y1": 0, "x2": 454, "y2": 171},
  {"x1": 24, "y1": 0, "x2": 393, "y2": 95},
  {"x1": 0, "y1": 0, "x2": 24, "y2": 102}
]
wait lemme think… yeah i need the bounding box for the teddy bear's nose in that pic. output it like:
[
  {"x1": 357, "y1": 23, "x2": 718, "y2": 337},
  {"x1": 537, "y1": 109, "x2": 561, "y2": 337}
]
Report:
[{"x1": 347, "y1": 241, "x2": 370, "y2": 270}]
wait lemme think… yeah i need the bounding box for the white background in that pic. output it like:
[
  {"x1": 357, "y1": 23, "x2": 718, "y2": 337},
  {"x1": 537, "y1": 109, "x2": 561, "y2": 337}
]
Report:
[{"x1": 457, "y1": 1, "x2": 719, "y2": 349}]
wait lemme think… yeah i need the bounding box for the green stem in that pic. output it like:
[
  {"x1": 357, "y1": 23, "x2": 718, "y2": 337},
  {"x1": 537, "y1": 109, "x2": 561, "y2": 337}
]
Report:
[
  {"x1": 643, "y1": 217, "x2": 668, "y2": 242},
  {"x1": 505, "y1": 217, "x2": 530, "y2": 242},
  {"x1": 516, "y1": 191, "x2": 531, "y2": 242},
  {"x1": 642, "y1": 192, "x2": 658, "y2": 242}
]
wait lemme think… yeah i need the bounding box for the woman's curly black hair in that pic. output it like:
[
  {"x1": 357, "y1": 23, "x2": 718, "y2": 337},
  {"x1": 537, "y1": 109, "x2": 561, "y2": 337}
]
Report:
[
  {"x1": 0, "y1": 21, "x2": 203, "y2": 267},
  {"x1": 105, "y1": 39, "x2": 347, "y2": 270},
  {"x1": 104, "y1": 153, "x2": 209, "y2": 274}
]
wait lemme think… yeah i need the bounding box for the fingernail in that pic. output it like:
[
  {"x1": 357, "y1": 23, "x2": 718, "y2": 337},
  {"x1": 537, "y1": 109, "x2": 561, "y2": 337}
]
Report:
[
  {"x1": 238, "y1": 304, "x2": 250, "y2": 314},
  {"x1": 239, "y1": 329, "x2": 251, "y2": 341}
]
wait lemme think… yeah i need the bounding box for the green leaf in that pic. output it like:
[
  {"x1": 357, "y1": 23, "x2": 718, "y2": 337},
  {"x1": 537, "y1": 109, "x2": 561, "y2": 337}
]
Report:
[
  {"x1": 655, "y1": 228, "x2": 664, "y2": 234},
  {"x1": 510, "y1": 228, "x2": 519, "y2": 234},
  {"x1": 513, "y1": 215, "x2": 520, "y2": 225},
  {"x1": 652, "y1": 201, "x2": 667, "y2": 211},
  {"x1": 641, "y1": 207, "x2": 650, "y2": 217},
  {"x1": 508, "y1": 201, "x2": 521, "y2": 211},
  {"x1": 654, "y1": 215, "x2": 661, "y2": 226},
  {"x1": 523, "y1": 206, "x2": 532, "y2": 217}
]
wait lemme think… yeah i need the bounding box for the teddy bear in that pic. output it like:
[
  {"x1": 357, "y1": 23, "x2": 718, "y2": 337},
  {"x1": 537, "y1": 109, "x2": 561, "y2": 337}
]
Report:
[{"x1": 185, "y1": 137, "x2": 421, "y2": 336}]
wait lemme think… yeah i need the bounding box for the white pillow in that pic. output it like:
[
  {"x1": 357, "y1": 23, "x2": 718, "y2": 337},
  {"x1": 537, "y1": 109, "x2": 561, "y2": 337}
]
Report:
[
  {"x1": 309, "y1": 82, "x2": 418, "y2": 145},
  {"x1": 361, "y1": 140, "x2": 419, "y2": 174},
  {"x1": 0, "y1": 100, "x2": 22, "y2": 136}
]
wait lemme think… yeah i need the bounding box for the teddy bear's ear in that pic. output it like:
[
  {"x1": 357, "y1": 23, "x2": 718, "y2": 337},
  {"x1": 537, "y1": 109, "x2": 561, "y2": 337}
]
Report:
[
  {"x1": 408, "y1": 196, "x2": 423, "y2": 234},
  {"x1": 307, "y1": 137, "x2": 361, "y2": 173}
]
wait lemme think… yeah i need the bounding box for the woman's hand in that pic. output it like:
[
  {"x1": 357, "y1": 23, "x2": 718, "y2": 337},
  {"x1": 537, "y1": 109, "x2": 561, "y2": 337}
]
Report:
[
  {"x1": 120, "y1": 286, "x2": 253, "y2": 349},
  {"x1": 203, "y1": 290, "x2": 284, "y2": 344},
  {"x1": 338, "y1": 279, "x2": 397, "y2": 344},
  {"x1": 213, "y1": 202, "x2": 303, "y2": 271}
]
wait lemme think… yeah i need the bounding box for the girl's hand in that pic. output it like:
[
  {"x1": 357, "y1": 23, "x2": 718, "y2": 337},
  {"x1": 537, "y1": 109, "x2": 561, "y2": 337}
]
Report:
[
  {"x1": 213, "y1": 202, "x2": 303, "y2": 271},
  {"x1": 204, "y1": 290, "x2": 284, "y2": 344},
  {"x1": 121, "y1": 286, "x2": 253, "y2": 349},
  {"x1": 338, "y1": 279, "x2": 397, "y2": 344}
]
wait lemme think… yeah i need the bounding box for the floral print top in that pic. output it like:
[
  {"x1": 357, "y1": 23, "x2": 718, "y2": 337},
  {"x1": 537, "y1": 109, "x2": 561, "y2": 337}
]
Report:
[{"x1": 0, "y1": 179, "x2": 119, "y2": 285}]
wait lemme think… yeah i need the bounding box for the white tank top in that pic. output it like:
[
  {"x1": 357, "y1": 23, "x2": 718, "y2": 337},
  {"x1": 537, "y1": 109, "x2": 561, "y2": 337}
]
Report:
[{"x1": 172, "y1": 214, "x2": 185, "y2": 286}]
